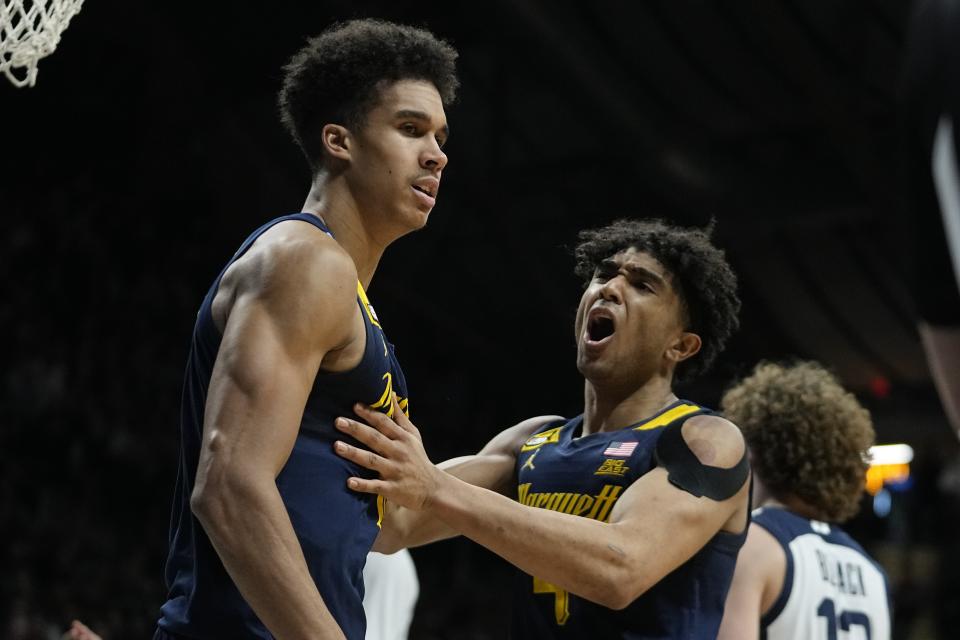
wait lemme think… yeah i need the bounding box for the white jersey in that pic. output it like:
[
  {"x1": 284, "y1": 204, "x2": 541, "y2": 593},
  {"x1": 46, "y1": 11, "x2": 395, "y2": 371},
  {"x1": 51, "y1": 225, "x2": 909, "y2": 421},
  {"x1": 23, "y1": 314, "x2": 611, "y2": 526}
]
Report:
[
  {"x1": 753, "y1": 507, "x2": 890, "y2": 640},
  {"x1": 362, "y1": 550, "x2": 419, "y2": 640}
]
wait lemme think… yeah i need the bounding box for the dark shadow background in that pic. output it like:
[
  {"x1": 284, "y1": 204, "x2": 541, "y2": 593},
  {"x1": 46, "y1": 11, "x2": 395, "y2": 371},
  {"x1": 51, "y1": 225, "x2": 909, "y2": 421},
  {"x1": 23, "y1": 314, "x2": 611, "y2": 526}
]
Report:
[{"x1": 2, "y1": 1, "x2": 959, "y2": 638}]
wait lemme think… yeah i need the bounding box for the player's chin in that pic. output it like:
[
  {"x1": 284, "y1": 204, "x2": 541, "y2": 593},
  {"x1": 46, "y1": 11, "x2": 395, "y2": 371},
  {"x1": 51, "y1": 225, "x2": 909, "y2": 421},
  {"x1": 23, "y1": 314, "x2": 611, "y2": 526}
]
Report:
[
  {"x1": 387, "y1": 207, "x2": 430, "y2": 239},
  {"x1": 405, "y1": 204, "x2": 433, "y2": 229},
  {"x1": 576, "y1": 351, "x2": 610, "y2": 380}
]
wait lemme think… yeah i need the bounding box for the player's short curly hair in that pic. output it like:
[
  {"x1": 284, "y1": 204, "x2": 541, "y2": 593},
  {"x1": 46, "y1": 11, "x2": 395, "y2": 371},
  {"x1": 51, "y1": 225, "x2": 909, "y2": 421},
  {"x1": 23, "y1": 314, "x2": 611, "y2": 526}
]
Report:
[
  {"x1": 721, "y1": 361, "x2": 874, "y2": 523},
  {"x1": 278, "y1": 19, "x2": 459, "y2": 169},
  {"x1": 573, "y1": 218, "x2": 740, "y2": 381}
]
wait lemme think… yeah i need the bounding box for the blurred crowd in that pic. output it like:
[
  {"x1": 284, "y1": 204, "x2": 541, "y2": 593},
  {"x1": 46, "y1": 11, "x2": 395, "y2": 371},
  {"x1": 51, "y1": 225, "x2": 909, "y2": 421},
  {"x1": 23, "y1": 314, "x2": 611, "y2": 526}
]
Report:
[{"x1": 2, "y1": 179, "x2": 960, "y2": 639}]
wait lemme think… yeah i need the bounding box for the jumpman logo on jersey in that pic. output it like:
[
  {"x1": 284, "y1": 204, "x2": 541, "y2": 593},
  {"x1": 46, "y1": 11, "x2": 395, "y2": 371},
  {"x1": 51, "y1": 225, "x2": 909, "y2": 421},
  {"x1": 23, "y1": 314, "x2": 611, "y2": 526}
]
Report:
[{"x1": 522, "y1": 449, "x2": 541, "y2": 471}]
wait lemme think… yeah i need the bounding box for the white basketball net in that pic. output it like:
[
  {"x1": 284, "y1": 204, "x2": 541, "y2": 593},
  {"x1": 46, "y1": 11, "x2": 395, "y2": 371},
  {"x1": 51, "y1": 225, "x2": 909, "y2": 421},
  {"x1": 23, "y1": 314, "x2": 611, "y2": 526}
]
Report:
[{"x1": 0, "y1": 0, "x2": 85, "y2": 88}]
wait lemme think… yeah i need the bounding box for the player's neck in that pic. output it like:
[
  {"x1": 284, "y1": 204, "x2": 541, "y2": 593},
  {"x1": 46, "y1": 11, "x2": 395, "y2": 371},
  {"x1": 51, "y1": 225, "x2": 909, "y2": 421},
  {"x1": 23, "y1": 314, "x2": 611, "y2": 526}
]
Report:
[
  {"x1": 581, "y1": 376, "x2": 677, "y2": 436},
  {"x1": 758, "y1": 486, "x2": 821, "y2": 521},
  {"x1": 301, "y1": 179, "x2": 386, "y2": 288}
]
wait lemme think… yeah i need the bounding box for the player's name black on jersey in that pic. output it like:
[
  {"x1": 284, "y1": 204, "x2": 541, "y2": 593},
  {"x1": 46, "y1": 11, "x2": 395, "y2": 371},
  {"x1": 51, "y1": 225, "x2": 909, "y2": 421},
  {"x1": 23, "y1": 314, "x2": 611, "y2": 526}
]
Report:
[{"x1": 754, "y1": 506, "x2": 891, "y2": 640}]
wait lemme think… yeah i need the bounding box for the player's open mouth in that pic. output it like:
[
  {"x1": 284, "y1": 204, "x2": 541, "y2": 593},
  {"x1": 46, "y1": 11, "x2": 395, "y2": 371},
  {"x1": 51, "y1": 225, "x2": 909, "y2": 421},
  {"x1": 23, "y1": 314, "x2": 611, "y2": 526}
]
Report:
[{"x1": 585, "y1": 309, "x2": 616, "y2": 345}]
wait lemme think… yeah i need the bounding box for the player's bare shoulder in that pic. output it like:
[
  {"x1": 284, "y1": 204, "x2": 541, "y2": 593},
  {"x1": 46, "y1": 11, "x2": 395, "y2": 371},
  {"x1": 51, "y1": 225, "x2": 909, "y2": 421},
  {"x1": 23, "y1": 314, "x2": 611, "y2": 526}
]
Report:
[
  {"x1": 649, "y1": 412, "x2": 750, "y2": 517},
  {"x1": 212, "y1": 219, "x2": 360, "y2": 353},
  {"x1": 680, "y1": 414, "x2": 746, "y2": 470}
]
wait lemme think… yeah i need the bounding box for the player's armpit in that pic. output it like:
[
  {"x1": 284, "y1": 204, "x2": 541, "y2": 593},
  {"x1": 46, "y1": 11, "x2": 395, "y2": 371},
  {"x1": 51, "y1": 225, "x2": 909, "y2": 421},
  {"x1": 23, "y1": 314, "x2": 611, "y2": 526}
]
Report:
[
  {"x1": 716, "y1": 523, "x2": 786, "y2": 640},
  {"x1": 478, "y1": 414, "x2": 567, "y2": 464}
]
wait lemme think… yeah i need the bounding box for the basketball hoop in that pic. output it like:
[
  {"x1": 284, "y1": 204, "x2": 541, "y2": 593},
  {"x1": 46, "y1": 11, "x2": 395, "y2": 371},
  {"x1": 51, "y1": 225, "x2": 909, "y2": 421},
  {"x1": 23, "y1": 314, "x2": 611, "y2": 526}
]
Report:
[{"x1": 0, "y1": 0, "x2": 85, "y2": 88}]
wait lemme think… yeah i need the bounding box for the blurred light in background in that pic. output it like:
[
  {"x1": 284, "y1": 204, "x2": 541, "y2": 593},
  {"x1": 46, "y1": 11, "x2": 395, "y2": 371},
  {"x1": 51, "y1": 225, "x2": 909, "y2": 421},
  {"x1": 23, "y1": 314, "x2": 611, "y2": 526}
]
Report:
[{"x1": 866, "y1": 443, "x2": 914, "y2": 498}]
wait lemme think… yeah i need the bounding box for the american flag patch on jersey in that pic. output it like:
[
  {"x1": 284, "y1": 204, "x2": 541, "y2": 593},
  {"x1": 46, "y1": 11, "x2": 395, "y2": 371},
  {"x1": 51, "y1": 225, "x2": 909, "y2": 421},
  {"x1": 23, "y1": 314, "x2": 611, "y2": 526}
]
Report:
[{"x1": 603, "y1": 442, "x2": 638, "y2": 457}]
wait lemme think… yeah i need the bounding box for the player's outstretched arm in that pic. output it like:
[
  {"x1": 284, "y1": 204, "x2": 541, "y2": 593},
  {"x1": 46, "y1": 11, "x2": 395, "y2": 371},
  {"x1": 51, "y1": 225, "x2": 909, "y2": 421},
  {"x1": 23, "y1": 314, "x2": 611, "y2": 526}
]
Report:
[
  {"x1": 191, "y1": 229, "x2": 356, "y2": 640},
  {"x1": 336, "y1": 408, "x2": 749, "y2": 610},
  {"x1": 373, "y1": 414, "x2": 564, "y2": 553},
  {"x1": 716, "y1": 522, "x2": 785, "y2": 640}
]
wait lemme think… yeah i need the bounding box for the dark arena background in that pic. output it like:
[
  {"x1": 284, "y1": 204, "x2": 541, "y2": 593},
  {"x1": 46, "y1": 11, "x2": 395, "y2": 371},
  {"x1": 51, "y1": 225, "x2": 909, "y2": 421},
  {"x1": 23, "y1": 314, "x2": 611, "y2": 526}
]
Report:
[{"x1": 3, "y1": 1, "x2": 960, "y2": 638}]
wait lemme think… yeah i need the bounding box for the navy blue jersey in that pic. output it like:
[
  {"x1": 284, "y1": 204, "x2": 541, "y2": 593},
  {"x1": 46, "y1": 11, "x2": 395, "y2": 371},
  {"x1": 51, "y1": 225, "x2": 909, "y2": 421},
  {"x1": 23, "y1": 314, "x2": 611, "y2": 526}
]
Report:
[
  {"x1": 510, "y1": 401, "x2": 748, "y2": 639},
  {"x1": 158, "y1": 213, "x2": 408, "y2": 640},
  {"x1": 753, "y1": 507, "x2": 891, "y2": 640}
]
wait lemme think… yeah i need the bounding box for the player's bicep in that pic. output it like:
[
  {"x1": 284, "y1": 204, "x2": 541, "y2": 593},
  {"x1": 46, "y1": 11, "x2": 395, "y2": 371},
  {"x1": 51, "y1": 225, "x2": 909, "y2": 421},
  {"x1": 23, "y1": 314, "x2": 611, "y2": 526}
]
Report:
[
  {"x1": 717, "y1": 525, "x2": 777, "y2": 640},
  {"x1": 199, "y1": 245, "x2": 358, "y2": 481},
  {"x1": 439, "y1": 453, "x2": 517, "y2": 495},
  {"x1": 202, "y1": 297, "x2": 320, "y2": 478},
  {"x1": 609, "y1": 468, "x2": 736, "y2": 575},
  {"x1": 717, "y1": 571, "x2": 763, "y2": 640},
  {"x1": 606, "y1": 422, "x2": 749, "y2": 593}
]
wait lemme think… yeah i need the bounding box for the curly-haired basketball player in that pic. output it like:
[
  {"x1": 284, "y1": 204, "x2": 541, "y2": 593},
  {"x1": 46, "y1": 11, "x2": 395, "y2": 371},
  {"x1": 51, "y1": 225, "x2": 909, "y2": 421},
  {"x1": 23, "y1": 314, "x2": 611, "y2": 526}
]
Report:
[
  {"x1": 717, "y1": 361, "x2": 891, "y2": 640},
  {"x1": 336, "y1": 218, "x2": 751, "y2": 638}
]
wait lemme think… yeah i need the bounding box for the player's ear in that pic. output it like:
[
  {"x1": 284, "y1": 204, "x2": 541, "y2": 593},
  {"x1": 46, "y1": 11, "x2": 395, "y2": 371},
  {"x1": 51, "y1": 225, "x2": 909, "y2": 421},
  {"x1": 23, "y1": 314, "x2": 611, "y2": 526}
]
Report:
[
  {"x1": 667, "y1": 330, "x2": 701, "y2": 365},
  {"x1": 321, "y1": 124, "x2": 352, "y2": 161}
]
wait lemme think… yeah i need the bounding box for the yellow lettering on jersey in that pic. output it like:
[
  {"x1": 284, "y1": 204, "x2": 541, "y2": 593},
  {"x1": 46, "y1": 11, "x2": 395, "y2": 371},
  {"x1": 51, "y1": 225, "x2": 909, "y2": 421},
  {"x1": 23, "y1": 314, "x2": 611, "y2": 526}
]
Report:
[
  {"x1": 533, "y1": 577, "x2": 570, "y2": 625},
  {"x1": 517, "y1": 483, "x2": 622, "y2": 523},
  {"x1": 374, "y1": 396, "x2": 408, "y2": 531},
  {"x1": 356, "y1": 281, "x2": 383, "y2": 329},
  {"x1": 370, "y1": 373, "x2": 394, "y2": 417},
  {"x1": 632, "y1": 403, "x2": 702, "y2": 431},
  {"x1": 591, "y1": 485, "x2": 621, "y2": 522},
  {"x1": 521, "y1": 426, "x2": 564, "y2": 452},
  {"x1": 365, "y1": 389, "x2": 408, "y2": 422},
  {"x1": 595, "y1": 458, "x2": 629, "y2": 477},
  {"x1": 572, "y1": 494, "x2": 593, "y2": 515},
  {"x1": 520, "y1": 483, "x2": 623, "y2": 626}
]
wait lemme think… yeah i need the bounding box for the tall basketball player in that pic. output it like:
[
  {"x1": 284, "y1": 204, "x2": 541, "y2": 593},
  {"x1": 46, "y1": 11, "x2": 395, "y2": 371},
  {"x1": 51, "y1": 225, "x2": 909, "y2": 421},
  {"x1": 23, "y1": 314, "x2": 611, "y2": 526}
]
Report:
[
  {"x1": 155, "y1": 20, "x2": 458, "y2": 640},
  {"x1": 335, "y1": 219, "x2": 752, "y2": 638},
  {"x1": 717, "y1": 361, "x2": 890, "y2": 640}
]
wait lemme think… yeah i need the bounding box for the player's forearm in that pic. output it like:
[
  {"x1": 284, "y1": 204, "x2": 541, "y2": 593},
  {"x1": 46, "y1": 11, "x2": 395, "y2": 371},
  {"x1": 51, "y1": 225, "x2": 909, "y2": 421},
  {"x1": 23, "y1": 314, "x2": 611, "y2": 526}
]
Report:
[
  {"x1": 426, "y1": 474, "x2": 641, "y2": 609},
  {"x1": 192, "y1": 479, "x2": 346, "y2": 640},
  {"x1": 376, "y1": 454, "x2": 516, "y2": 552}
]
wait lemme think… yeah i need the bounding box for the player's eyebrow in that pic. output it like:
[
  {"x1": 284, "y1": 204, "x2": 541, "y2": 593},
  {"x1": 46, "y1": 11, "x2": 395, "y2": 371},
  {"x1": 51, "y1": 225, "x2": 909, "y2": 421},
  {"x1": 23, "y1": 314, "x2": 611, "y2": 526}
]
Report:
[
  {"x1": 623, "y1": 264, "x2": 667, "y2": 289},
  {"x1": 394, "y1": 109, "x2": 450, "y2": 140},
  {"x1": 599, "y1": 258, "x2": 619, "y2": 271},
  {"x1": 600, "y1": 258, "x2": 668, "y2": 290}
]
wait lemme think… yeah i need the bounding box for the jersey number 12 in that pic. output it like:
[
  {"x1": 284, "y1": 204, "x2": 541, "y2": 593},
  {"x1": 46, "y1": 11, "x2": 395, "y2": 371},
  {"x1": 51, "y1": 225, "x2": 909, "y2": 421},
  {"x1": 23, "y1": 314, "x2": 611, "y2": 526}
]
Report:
[{"x1": 817, "y1": 597, "x2": 872, "y2": 639}]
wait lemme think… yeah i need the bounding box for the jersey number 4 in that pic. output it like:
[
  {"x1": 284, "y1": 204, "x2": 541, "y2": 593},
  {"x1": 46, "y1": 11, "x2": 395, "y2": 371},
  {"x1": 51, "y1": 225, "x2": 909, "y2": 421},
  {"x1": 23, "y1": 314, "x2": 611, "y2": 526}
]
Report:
[
  {"x1": 817, "y1": 597, "x2": 872, "y2": 639},
  {"x1": 533, "y1": 577, "x2": 570, "y2": 625}
]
